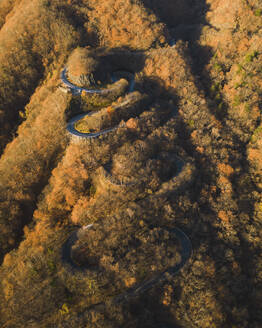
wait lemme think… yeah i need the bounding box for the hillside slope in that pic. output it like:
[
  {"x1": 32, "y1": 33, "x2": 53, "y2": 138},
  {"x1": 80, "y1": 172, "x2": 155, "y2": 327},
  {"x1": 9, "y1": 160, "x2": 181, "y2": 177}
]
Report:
[{"x1": 0, "y1": 0, "x2": 261, "y2": 327}]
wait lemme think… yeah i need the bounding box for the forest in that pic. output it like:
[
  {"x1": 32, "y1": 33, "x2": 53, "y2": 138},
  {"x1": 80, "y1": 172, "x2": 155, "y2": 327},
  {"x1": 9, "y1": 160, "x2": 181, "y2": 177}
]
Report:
[{"x1": 0, "y1": 0, "x2": 261, "y2": 327}]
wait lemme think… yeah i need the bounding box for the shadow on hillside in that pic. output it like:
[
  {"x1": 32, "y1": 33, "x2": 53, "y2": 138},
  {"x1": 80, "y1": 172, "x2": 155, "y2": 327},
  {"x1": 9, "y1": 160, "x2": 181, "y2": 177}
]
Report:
[
  {"x1": 1, "y1": 43, "x2": 259, "y2": 327},
  {"x1": 172, "y1": 11, "x2": 259, "y2": 326},
  {"x1": 140, "y1": 0, "x2": 210, "y2": 42},
  {"x1": 93, "y1": 77, "x2": 258, "y2": 326},
  {"x1": 158, "y1": 42, "x2": 259, "y2": 324},
  {"x1": 161, "y1": 47, "x2": 258, "y2": 326},
  {"x1": 56, "y1": 3, "x2": 99, "y2": 47},
  {"x1": 64, "y1": 48, "x2": 147, "y2": 120},
  {"x1": 60, "y1": 70, "x2": 258, "y2": 326}
]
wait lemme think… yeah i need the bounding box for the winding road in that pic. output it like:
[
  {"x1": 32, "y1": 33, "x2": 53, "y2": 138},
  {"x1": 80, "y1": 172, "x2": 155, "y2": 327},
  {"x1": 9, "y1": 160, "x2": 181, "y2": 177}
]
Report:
[
  {"x1": 62, "y1": 68, "x2": 135, "y2": 139},
  {"x1": 60, "y1": 60, "x2": 192, "y2": 302},
  {"x1": 61, "y1": 225, "x2": 192, "y2": 303},
  {"x1": 61, "y1": 68, "x2": 113, "y2": 95},
  {"x1": 66, "y1": 112, "x2": 118, "y2": 139},
  {"x1": 114, "y1": 227, "x2": 191, "y2": 303}
]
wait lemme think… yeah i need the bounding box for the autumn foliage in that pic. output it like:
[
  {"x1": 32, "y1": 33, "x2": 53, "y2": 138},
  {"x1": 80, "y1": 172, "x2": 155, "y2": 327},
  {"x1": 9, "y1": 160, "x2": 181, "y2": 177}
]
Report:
[
  {"x1": 0, "y1": 0, "x2": 262, "y2": 327},
  {"x1": 86, "y1": 0, "x2": 168, "y2": 49}
]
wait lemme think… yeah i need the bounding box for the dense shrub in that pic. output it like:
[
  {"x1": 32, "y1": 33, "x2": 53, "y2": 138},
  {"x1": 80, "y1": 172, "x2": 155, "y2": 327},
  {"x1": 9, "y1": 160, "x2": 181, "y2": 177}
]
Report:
[
  {"x1": 85, "y1": 0, "x2": 168, "y2": 49},
  {"x1": 0, "y1": 0, "x2": 15, "y2": 28},
  {"x1": 0, "y1": 1, "x2": 262, "y2": 327},
  {"x1": 0, "y1": 0, "x2": 81, "y2": 153},
  {"x1": 0, "y1": 87, "x2": 69, "y2": 262}
]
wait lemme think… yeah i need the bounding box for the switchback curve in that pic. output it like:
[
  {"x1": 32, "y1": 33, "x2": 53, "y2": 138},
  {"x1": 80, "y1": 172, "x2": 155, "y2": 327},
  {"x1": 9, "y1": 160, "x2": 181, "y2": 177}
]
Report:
[
  {"x1": 62, "y1": 68, "x2": 135, "y2": 139},
  {"x1": 66, "y1": 112, "x2": 118, "y2": 139},
  {"x1": 61, "y1": 225, "x2": 192, "y2": 303},
  {"x1": 60, "y1": 54, "x2": 192, "y2": 302}
]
